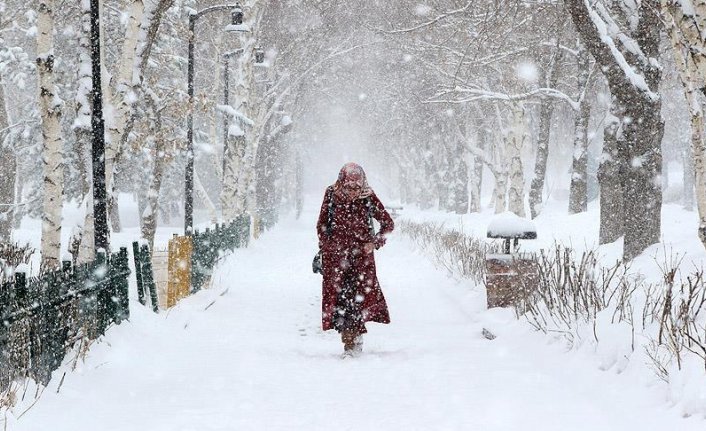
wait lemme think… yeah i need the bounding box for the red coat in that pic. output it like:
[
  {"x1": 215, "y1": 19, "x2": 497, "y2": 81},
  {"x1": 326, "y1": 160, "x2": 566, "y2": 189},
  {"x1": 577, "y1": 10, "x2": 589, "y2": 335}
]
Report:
[{"x1": 317, "y1": 186, "x2": 394, "y2": 332}]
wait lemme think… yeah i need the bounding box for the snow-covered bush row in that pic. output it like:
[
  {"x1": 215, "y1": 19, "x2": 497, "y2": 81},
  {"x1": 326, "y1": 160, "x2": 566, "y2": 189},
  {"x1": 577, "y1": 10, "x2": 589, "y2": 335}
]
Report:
[
  {"x1": 397, "y1": 219, "x2": 496, "y2": 285},
  {"x1": 399, "y1": 219, "x2": 706, "y2": 415}
]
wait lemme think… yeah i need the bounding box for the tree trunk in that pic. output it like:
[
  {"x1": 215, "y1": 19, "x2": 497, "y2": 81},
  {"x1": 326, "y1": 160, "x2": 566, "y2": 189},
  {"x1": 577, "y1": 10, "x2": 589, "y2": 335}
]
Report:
[
  {"x1": 469, "y1": 129, "x2": 484, "y2": 213},
  {"x1": 683, "y1": 144, "x2": 695, "y2": 211},
  {"x1": 598, "y1": 117, "x2": 623, "y2": 244},
  {"x1": 0, "y1": 75, "x2": 15, "y2": 242},
  {"x1": 568, "y1": 44, "x2": 590, "y2": 214},
  {"x1": 662, "y1": 2, "x2": 706, "y2": 246},
  {"x1": 566, "y1": 0, "x2": 663, "y2": 260},
  {"x1": 76, "y1": 0, "x2": 94, "y2": 263},
  {"x1": 529, "y1": 46, "x2": 563, "y2": 219},
  {"x1": 104, "y1": 0, "x2": 144, "y2": 233},
  {"x1": 507, "y1": 103, "x2": 526, "y2": 217},
  {"x1": 620, "y1": 100, "x2": 663, "y2": 260},
  {"x1": 77, "y1": 195, "x2": 95, "y2": 264},
  {"x1": 38, "y1": 0, "x2": 64, "y2": 270},
  {"x1": 141, "y1": 124, "x2": 165, "y2": 251}
]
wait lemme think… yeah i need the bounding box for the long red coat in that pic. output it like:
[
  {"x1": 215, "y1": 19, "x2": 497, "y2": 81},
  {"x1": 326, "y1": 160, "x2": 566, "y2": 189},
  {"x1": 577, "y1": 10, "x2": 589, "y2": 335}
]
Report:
[{"x1": 317, "y1": 186, "x2": 395, "y2": 332}]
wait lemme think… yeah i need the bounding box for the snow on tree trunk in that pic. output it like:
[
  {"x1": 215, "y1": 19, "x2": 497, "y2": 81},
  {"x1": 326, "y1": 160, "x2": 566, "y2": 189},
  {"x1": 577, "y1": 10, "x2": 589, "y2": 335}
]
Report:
[
  {"x1": 37, "y1": 0, "x2": 64, "y2": 270},
  {"x1": 598, "y1": 116, "x2": 624, "y2": 244},
  {"x1": 227, "y1": 1, "x2": 264, "y2": 221},
  {"x1": 0, "y1": 74, "x2": 15, "y2": 242},
  {"x1": 662, "y1": 1, "x2": 706, "y2": 248},
  {"x1": 507, "y1": 103, "x2": 526, "y2": 218},
  {"x1": 76, "y1": 0, "x2": 95, "y2": 263},
  {"x1": 104, "y1": 0, "x2": 144, "y2": 233},
  {"x1": 104, "y1": 0, "x2": 172, "y2": 232},
  {"x1": 77, "y1": 194, "x2": 95, "y2": 264},
  {"x1": 568, "y1": 44, "x2": 590, "y2": 214}
]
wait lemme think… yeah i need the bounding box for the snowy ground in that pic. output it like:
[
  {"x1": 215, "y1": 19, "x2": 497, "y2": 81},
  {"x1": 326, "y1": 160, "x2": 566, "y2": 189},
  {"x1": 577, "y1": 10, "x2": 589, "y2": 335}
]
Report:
[{"x1": 5, "y1": 201, "x2": 706, "y2": 430}]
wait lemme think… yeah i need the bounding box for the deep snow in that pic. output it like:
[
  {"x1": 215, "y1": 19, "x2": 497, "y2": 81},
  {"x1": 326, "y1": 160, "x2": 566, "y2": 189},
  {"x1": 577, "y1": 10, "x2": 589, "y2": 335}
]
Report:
[{"x1": 4, "y1": 200, "x2": 706, "y2": 430}]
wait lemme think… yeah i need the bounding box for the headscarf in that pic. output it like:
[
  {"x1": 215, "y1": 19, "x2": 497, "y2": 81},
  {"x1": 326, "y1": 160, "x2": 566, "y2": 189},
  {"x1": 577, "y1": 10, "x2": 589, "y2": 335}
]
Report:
[{"x1": 334, "y1": 162, "x2": 373, "y2": 201}]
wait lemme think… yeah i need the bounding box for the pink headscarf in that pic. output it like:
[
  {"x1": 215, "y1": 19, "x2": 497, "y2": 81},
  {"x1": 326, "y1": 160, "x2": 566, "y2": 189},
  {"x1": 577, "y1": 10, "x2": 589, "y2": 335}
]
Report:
[{"x1": 334, "y1": 162, "x2": 373, "y2": 200}]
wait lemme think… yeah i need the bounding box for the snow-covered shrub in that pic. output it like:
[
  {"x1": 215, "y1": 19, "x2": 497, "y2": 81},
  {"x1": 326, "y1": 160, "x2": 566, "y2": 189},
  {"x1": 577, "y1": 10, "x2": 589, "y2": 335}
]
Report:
[{"x1": 397, "y1": 220, "x2": 496, "y2": 284}]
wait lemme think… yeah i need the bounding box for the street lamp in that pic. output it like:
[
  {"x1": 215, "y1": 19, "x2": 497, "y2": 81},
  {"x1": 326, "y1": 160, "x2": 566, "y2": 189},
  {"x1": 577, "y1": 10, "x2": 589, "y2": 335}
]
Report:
[{"x1": 184, "y1": 3, "x2": 248, "y2": 235}]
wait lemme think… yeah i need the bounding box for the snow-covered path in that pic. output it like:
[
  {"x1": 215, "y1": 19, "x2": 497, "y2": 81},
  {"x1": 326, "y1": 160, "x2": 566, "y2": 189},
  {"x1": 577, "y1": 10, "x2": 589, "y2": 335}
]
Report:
[{"x1": 8, "y1": 214, "x2": 706, "y2": 430}]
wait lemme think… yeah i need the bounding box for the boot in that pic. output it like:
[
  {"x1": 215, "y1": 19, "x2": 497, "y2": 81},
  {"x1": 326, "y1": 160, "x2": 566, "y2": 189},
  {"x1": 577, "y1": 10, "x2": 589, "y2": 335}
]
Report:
[
  {"x1": 341, "y1": 330, "x2": 356, "y2": 356},
  {"x1": 353, "y1": 335, "x2": 363, "y2": 355}
]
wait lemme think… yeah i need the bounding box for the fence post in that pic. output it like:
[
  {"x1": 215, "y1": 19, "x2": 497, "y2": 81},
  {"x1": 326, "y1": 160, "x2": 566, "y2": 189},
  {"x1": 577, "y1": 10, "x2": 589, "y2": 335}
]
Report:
[
  {"x1": 0, "y1": 278, "x2": 10, "y2": 391},
  {"x1": 94, "y1": 250, "x2": 108, "y2": 336},
  {"x1": 12, "y1": 271, "x2": 28, "y2": 382},
  {"x1": 132, "y1": 241, "x2": 146, "y2": 306},
  {"x1": 140, "y1": 244, "x2": 159, "y2": 313},
  {"x1": 191, "y1": 230, "x2": 202, "y2": 293},
  {"x1": 116, "y1": 247, "x2": 130, "y2": 322}
]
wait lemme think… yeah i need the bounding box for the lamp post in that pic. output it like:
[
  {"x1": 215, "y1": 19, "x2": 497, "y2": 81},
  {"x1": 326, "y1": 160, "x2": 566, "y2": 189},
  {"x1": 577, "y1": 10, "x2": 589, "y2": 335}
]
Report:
[{"x1": 184, "y1": 3, "x2": 248, "y2": 235}]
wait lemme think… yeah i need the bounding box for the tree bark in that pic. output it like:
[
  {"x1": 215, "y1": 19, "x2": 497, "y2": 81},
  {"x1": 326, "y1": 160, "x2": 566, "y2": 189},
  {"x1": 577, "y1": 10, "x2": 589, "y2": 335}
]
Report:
[
  {"x1": 568, "y1": 43, "x2": 590, "y2": 214},
  {"x1": 683, "y1": 144, "x2": 695, "y2": 211},
  {"x1": 0, "y1": 75, "x2": 15, "y2": 242},
  {"x1": 469, "y1": 128, "x2": 484, "y2": 213},
  {"x1": 662, "y1": 1, "x2": 706, "y2": 246},
  {"x1": 507, "y1": 103, "x2": 526, "y2": 217},
  {"x1": 76, "y1": 0, "x2": 95, "y2": 263},
  {"x1": 529, "y1": 46, "x2": 563, "y2": 219},
  {"x1": 38, "y1": 0, "x2": 64, "y2": 270},
  {"x1": 598, "y1": 116, "x2": 623, "y2": 244}
]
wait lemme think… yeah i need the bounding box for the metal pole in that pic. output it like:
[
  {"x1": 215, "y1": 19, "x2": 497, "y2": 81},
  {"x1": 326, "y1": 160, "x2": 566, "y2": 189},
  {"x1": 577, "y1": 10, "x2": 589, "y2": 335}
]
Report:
[
  {"x1": 90, "y1": 0, "x2": 109, "y2": 252},
  {"x1": 184, "y1": 14, "x2": 195, "y2": 235},
  {"x1": 184, "y1": 4, "x2": 238, "y2": 234}
]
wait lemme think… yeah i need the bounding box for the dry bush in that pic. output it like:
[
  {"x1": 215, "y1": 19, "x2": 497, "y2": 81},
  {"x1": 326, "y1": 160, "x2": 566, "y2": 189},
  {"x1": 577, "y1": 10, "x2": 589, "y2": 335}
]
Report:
[
  {"x1": 397, "y1": 220, "x2": 496, "y2": 284},
  {"x1": 399, "y1": 219, "x2": 706, "y2": 380}
]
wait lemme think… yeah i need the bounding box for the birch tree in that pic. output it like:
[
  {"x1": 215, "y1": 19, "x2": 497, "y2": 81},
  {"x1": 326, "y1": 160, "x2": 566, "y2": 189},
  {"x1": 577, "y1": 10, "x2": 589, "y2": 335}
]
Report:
[
  {"x1": 661, "y1": 0, "x2": 706, "y2": 249},
  {"x1": 507, "y1": 102, "x2": 527, "y2": 217},
  {"x1": 37, "y1": 0, "x2": 64, "y2": 270},
  {"x1": 0, "y1": 74, "x2": 14, "y2": 242}
]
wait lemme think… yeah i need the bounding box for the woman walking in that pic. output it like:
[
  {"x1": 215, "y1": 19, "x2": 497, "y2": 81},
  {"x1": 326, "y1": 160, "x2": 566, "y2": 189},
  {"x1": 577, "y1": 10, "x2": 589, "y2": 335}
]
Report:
[{"x1": 316, "y1": 162, "x2": 394, "y2": 357}]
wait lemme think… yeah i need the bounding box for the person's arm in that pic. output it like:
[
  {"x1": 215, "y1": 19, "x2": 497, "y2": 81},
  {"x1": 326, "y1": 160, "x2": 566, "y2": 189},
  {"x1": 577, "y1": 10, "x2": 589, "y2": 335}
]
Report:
[
  {"x1": 369, "y1": 191, "x2": 394, "y2": 249},
  {"x1": 316, "y1": 187, "x2": 333, "y2": 250}
]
